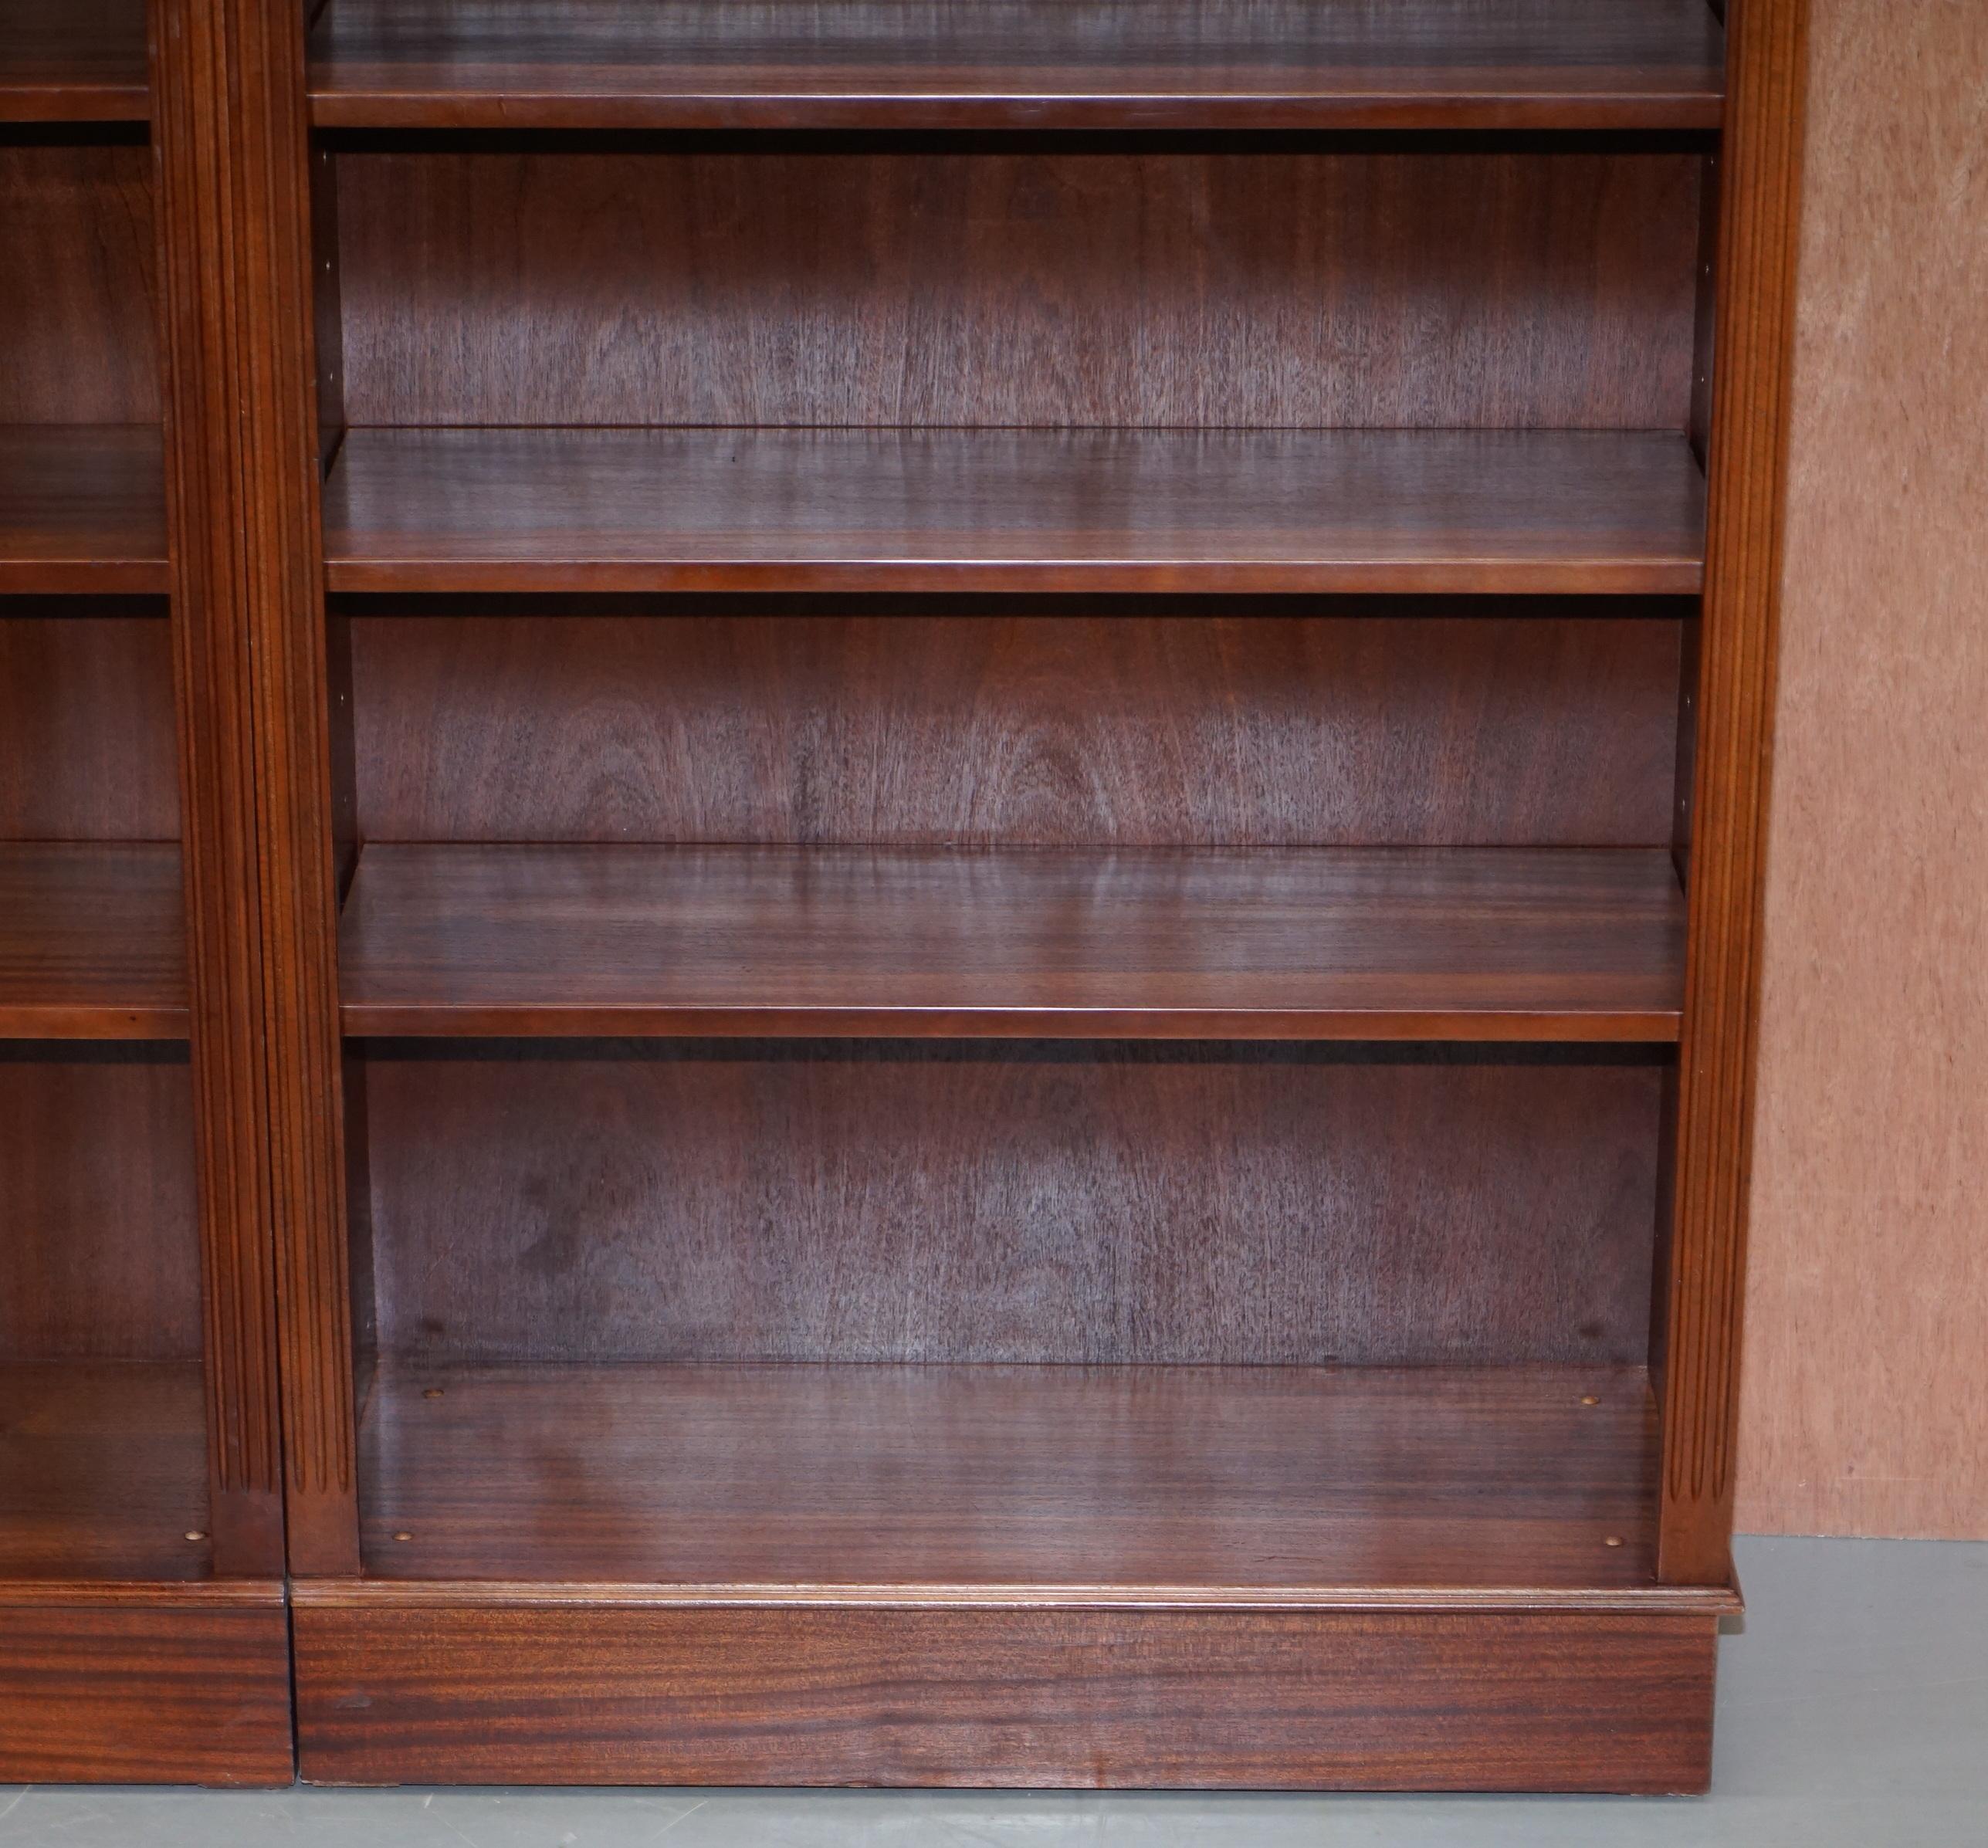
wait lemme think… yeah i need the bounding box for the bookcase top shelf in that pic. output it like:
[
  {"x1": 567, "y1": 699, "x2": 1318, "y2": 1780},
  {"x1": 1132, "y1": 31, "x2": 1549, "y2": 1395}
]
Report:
[
  {"x1": 338, "y1": 842, "x2": 1685, "y2": 1041},
  {"x1": 0, "y1": 428, "x2": 168, "y2": 596},
  {"x1": 306, "y1": 0, "x2": 1726, "y2": 132},
  {"x1": 0, "y1": 0, "x2": 150, "y2": 122},
  {"x1": 323, "y1": 427, "x2": 1707, "y2": 597},
  {"x1": 0, "y1": 844, "x2": 187, "y2": 1040}
]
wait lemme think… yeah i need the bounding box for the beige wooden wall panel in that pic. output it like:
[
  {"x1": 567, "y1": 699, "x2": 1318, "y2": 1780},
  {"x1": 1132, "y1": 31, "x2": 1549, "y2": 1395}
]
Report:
[{"x1": 1739, "y1": 0, "x2": 1988, "y2": 1538}]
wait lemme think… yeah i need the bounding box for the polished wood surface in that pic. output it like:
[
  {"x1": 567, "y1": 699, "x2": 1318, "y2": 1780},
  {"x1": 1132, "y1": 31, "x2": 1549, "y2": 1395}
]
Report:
[
  {"x1": 154, "y1": 0, "x2": 357, "y2": 1576},
  {"x1": 0, "y1": 606, "x2": 177, "y2": 839},
  {"x1": 335, "y1": 144, "x2": 1700, "y2": 432},
  {"x1": 324, "y1": 428, "x2": 1706, "y2": 596},
  {"x1": 348, "y1": 603, "x2": 1686, "y2": 849},
  {"x1": 1658, "y1": 0, "x2": 1809, "y2": 1584},
  {"x1": 357, "y1": 1044, "x2": 1661, "y2": 1366},
  {"x1": 0, "y1": 1362, "x2": 211, "y2": 1579},
  {"x1": 1742, "y1": 0, "x2": 1988, "y2": 1542},
  {"x1": 357, "y1": 1362, "x2": 1661, "y2": 1589},
  {"x1": 306, "y1": 0, "x2": 1726, "y2": 131},
  {"x1": 0, "y1": 1588, "x2": 293, "y2": 1785},
  {"x1": 339, "y1": 844, "x2": 1686, "y2": 1040},
  {"x1": 0, "y1": 1045, "x2": 198, "y2": 1359},
  {"x1": 0, "y1": 139, "x2": 157, "y2": 424},
  {"x1": 293, "y1": 1599, "x2": 1719, "y2": 1791},
  {"x1": 0, "y1": 427, "x2": 168, "y2": 594},
  {"x1": 0, "y1": 843, "x2": 185, "y2": 1036},
  {"x1": 0, "y1": 0, "x2": 149, "y2": 122}
]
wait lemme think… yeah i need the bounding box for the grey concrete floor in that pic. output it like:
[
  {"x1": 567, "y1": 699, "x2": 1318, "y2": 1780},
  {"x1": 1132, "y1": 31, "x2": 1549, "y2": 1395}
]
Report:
[{"x1": 2, "y1": 1535, "x2": 1983, "y2": 1847}]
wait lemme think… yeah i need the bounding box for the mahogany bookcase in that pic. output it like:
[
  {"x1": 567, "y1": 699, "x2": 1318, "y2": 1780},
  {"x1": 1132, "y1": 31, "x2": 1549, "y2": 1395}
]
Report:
[
  {"x1": 0, "y1": 0, "x2": 293, "y2": 1785},
  {"x1": 4, "y1": 0, "x2": 1809, "y2": 1792}
]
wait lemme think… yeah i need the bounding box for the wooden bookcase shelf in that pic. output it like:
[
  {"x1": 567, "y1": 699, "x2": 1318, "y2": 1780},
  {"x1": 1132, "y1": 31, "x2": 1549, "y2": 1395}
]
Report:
[
  {"x1": 0, "y1": 42, "x2": 293, "y2": 1788},
  {"x1": 305, "y1": 0, "x2": 1727, "y2": 131},
  {"x1": 323, "y1": 426, "x2": 1707, "y2": 597},
  {"x1": 0, "y1": 1362, "x2": 212, "y2": 1581},
  {"x1": 0, "y1": 426, "x2": 169, "y2": 594},
  {"x1": 337, "y1": 841, "x2": 1686, "y2": 1041},
  {"x1": 0, "y1": 0, "x2": 151, "y2": 123},
  {"x1": 2, "y1": 0, "x2": 1812, "y2": 1799},
  {"x1": 348, "y1": 1362, "x2": 1700, "y2": 1594},
  {"x1": 0, "y1": 842, "x2": 186, "y2": 1037}
]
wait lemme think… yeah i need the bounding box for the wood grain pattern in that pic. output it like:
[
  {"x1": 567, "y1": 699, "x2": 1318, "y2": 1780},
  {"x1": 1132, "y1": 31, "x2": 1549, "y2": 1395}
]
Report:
[
  {"x1": 354, "y1": 1363, "x2": 1662, "y2": 1589},
  {"x1": 1658, "y1": 0, "x2": 1808, "y2": 1582},
  {"x1": 0, "y1": 0, "x2": 150, "y2": 121},
  {"x1": 348, "y1": 603, "x2": 1685, "y2": 849},
  {"x1": 293, "y1": 1597, "x2": 1719, "y2": 1791},
  {"x1": 0, "y1": 843, "x2": 185, "y2": 1036},
  {"x1": 306, "y1": 0, "x2": 1726, "y2": 129},
  {"x1": 306, "y1": 0, "x2": 1726, "y2": 131},
  {"x1": 153, "y1": 0, "x2": 352, "y2": 1575},
  {"x1": 0, "y1": 1046, "x2": 198, "y2": 1359},
  {"x1": 0, "y1": 1362, "x2": 212, "y2": 1579},
  {"x1": 0, "y1": 137, "x2": 157, "y2": 421},
  {"x1": 1739, "y1": 0, "x2": 1988, "y2": 1540},
  {"x1": 0, "y1": 426, "x2": 168, "y2": 593},
  {"x1": 356, "y1": 1043, "x2": 1662, "y2": 1367},
  {"x1": 0, "y1": 605, "x2": 178, "y2": 838},
  {"x1": 334, "y1": 144, "x2": 1701, "y2": 431},
  {"x1": 0, "y1": 1589, "x2": 292, "y2": 1785},
  {"x1": 324, "y1": 428, "x2": 1707, "y2": 596},
  {"x1": 338, "y1": 844, "x2": 1686, "y2": 1041}
]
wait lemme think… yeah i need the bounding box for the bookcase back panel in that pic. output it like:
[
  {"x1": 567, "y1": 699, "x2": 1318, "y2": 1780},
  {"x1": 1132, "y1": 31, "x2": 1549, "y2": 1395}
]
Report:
[
  {"x1": 356, "y1": 1043, "x2": 1661, "y2": 1368},
  {"x1": 332, "y1": 143, "x2": 1701, "y2": 431},
  {"x1": 0, "y1": 136, "x2": 157, "y2": 425},
  {"x1": 0, "y1": 609, "x2": 178, "y2": 839},
  {"x1": 0, "y1": 1048, "x2": 200, "y2": 1361},
  {"x1": 347, "y1": 604, "x2": 1682, "y2": 848}
]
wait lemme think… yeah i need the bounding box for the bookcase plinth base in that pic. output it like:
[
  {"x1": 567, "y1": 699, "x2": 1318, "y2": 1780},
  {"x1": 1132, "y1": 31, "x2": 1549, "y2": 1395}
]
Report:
[
  {"x1": 293, "y1": 1590, "x2": 1726, "y2": 1793},
  {"x1": 0, "y1": 1583, "x2": 293, "y2": 1785}
]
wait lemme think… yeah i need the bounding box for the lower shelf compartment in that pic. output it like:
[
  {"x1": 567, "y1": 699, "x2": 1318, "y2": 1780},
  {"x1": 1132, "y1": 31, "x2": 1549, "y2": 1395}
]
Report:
[
  {"x1": 0, "y1": 1362, "x2": 212, "y2": 1581},
  {"x1": 354, "y1": 1362, "x2": 1682, "y2": 1595},
  {"x1": 304, "y1": 1364, "x2": 1729, "y2": 1789}
]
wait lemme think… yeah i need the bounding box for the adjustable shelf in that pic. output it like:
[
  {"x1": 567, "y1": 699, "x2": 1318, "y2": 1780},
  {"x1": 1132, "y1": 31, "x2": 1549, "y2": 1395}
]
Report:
[
  {"x1": 0, "y1": 844, "x2": 187, "y2": 1038},
  {"x1": 338, "y1": 842, "x2": 1686, "y2": 1041},
  {"x1": 0, "y1": 427, "x2": 170, "y2": 596},
  {"x1": 306, "y1": 0, "x2": 1726, "y2": 132},
  {"x1": 0, "y1": 0, "x2": 150, "y2": 123},
  {"x1": 351, "y1": 1362, "x2": 1691, "y2": 1592},
  {"x1": 323, "y1": 427, "x2": 1707, "y2": 598}
]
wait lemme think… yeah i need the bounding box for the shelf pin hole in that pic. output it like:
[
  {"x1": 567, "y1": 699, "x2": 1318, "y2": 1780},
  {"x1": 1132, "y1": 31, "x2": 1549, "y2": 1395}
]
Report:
[
  {"x1": 184, "y1": 1530, "x2": 206, "y2": 1542},
  {"x1": 423, "y1": 1387, "x2": 445, "y2": 1400},
  {"x1": 1580, "y1": 1395, "x2": 1600, "y2": 1406},
  {"x1": 393, "y1": 1531, "x2": 414, "y2": 1542},
  {"x1": 1604, "y1": 1535, "x2": 1625, "y2": 1548}
]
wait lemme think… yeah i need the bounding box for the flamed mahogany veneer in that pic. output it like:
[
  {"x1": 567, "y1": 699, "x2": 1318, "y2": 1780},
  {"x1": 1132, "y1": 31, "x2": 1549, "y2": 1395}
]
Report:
[
  {"x1": 306, "y1": 0, "x2": 1726, "y2": 131},
  {"x1": 338, "y1": 843, "x2": 1687, "y2": 1041}
]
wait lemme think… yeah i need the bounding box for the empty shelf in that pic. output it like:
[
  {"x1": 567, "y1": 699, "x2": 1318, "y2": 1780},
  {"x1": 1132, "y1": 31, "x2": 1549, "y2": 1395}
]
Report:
[
  {"x1": 338, "y1": 843, "x2": 1686, "y2": 1041},
  {"x1": 323, "y1": 427, "x2": 1707, "y2": 597},
  {"x1": 308, "y1": 0, "x2": 1725, "y2": 131},
  {"x1": 0, "y1": 427, "x2": 169, "y2": 594},
  {"x1": 0, "y1": 1363, "x2": 211, "y2": 1582},
  {"x1": 357, "y1": 1361, "x2": 1681, "y2": 1597},
  {"x1": 0, "y1": 844, "x2": 187, "y2": 1038},
  {"x1": 0, "y1": 0, "x2": 148, "y2": 121}
]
